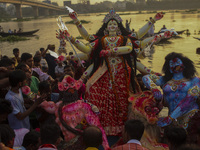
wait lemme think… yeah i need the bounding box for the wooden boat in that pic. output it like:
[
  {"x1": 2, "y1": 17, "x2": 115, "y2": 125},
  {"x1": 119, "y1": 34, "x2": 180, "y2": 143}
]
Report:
[
  {"x1": 155, "y1": 29, "x2": 186, "y2": 35},
  {"x1": 0, "y1": 29, "x2": 39, "y2": 37},
  {"x1": 176, "y1": 30, "x2": 186, "y2": 35},
  {"x1": 193, "y1": 37, "x2": 200, "y2": 41}
]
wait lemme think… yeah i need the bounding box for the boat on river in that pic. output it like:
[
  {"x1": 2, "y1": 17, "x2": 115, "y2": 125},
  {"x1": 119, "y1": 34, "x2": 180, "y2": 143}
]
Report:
[
  {"x1": 193, "y1": 37, "x2": 200, "y2": 41},
  {"x1": 155, "y1": 29, "x2": 186, "y2": 35},
  {"x1": 0, "y1": 29, "x2": 39, "y2": 37}
]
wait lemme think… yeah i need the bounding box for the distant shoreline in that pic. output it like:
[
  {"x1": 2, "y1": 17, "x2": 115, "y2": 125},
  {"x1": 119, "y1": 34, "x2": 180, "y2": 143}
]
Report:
[{"x1": 0, "y1": 8, "x2": 199, "y2": 23}]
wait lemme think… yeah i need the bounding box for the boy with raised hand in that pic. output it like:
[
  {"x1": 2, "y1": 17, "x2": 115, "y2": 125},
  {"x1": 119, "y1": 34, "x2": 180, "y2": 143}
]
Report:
[{"x1": 5, "y1": 70, "x2": 46, "y2": 130}]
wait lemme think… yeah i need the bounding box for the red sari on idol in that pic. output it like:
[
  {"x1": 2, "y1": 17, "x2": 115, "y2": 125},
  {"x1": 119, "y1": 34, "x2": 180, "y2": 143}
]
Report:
[{"x1": 85, "y1": 35, "x2": 132, "y2": 136}]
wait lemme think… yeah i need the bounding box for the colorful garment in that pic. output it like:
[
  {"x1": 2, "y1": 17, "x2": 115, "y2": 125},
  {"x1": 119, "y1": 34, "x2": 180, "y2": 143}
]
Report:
[
  {"x1": 142, "y1": 53, "x2": 200, "y2": 128},
  {"x1": 60, "y1": 10, "x2": 165, "y2": 136},
  {"x1": 85, "y1": 35, "x2": 131, "y2": 136},
  {"x1": 40, "y1": 100, "x2": 110, "y2": 150},
  {"x1": 30, "y1": 76, "x2": 39, "y2": 94},
  {"x1": 128, "y1": 91, "x2": 168, "y2": 150},
  {"x1": 5, "y1": 89, "x2": 30, "y2": 130}
]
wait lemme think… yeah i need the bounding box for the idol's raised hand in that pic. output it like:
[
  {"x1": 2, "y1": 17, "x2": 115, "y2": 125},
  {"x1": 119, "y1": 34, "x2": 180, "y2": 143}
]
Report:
[
  {"x1": 152, "y1": 88, "x2": 163, "y2": 102},
  {"x1": 153, "y1": 12, "x2": 165, "y2": 21},
  {"x1": 56, "y1": 29, "x2": 70, "y2": 40},
  {"x1": 69, "y1": 11, "x2": 78, "y2": 20},
  {"x1": 66, "y1": 6, "x2": 78, "y2": 20}
]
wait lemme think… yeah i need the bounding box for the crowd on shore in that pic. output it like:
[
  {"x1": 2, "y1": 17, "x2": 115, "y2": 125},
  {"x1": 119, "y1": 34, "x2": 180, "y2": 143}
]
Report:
[{"x1": 0, "y1": 45, "x2": 200, "y2": 150}]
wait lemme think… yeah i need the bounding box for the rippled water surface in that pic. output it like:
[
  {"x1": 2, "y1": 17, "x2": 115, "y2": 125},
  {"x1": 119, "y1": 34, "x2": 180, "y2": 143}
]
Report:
[{"x1": 1, "y1": 11, "x2": 200, "y2": 73}]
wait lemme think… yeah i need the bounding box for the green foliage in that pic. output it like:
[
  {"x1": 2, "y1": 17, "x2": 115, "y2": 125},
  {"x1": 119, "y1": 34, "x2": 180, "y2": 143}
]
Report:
[
  {"x1": 0, "y1": 7, "x2": 12, "y2": 22},
  {"x1": 184, "y1": 9, "x2": 198, "y2": 13},
  {"x1": 0, "y1": 36, "x2": 29, "y2": 42}
]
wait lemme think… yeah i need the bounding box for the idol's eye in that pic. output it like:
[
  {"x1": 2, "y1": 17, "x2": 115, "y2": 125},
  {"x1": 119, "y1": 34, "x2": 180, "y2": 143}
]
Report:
[
  {"x1": 153, "y1": 107, "x2": 160, "y2": 115},
  {"x1": 70, "y1": 82, "x2": 74, "y2": 86},
  {"x1": 169, "y1": 61, "x2": 173, "y2": 66},
  {"x1": 145, "y1": 106, "x2": 151, "y2": 114}
]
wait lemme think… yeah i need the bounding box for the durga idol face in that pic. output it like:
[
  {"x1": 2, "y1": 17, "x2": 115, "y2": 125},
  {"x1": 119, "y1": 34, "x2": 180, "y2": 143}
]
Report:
[{"x1": 107, "y1": 19, "x2": 118, "y2": 33}]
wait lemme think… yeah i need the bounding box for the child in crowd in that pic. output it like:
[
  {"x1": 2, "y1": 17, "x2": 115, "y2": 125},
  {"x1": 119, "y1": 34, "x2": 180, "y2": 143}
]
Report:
[
  {"x1": 83, "y1": 126, "x2": 103, "y2": 150},
  {"x1": 39, "y1": 48, "x2": 49, "y2": 73},
  {"x1": 33, "y1": 56, "x2": 42, "y2": 69},
  {"x1": 0, "y1": 99, "x2": 13, "y2": 124},
  {"x1": 37, "y1": 81, "x2": 57, "y2": 125},
  {"x1": 12, "y1": 48, "x2": 20, "y2": 67},
  {"x1": 38, "y1": 123, "x2": 61, "y2": 150},
  {"x1": 20, "y1": 130, "x2": 40, "y2": 150},
  {"x1": 21, "y1": 53, "x2": 53, "y2": 82},
  {"x1": 39, "y1": 80, "x2": 59, "y2": 102},
  {"x1": 0, "y1": 124, "x2": 15, "y2": 150},
  {"x1": 5, "y1": 70, "x2": 46, "y2": 130},
  {"x1": 0, "y1": 59, "x2": 15, "y2": 99},
  {"x1": 164, "y1": 126, "x2": 187, "y2": 150}
]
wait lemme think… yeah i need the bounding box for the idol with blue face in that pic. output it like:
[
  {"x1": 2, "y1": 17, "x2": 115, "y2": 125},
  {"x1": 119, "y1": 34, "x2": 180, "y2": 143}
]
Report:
[
  {"x1": 142, "y1": 52, "x2": 200, "y2": 129},
  {"x1": 169, "y1": 58, "x2": 184, "y2": 74}
]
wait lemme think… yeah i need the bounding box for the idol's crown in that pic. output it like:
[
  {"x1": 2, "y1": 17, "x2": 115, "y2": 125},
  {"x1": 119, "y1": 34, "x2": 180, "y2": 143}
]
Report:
[{"x1": 103, "y1": 8, "x2": 122, "y2": 23}]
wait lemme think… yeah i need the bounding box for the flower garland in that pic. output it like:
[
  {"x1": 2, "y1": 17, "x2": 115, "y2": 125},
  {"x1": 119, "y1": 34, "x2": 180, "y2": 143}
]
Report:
[{"x1": 21, "y1": 85, "x2": 36, "y2": 100}]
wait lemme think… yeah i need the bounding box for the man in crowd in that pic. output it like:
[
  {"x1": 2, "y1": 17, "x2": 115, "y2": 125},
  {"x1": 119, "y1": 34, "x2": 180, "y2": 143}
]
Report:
[
  {"x1": 113, "y1": 119, "x2": 148, "y2": 150},
  {"x1": 83, "y1": 126, "x2": 103, "y2": 150},
  {"x1": 38, "y1": 123, "x2": 61, "y2": 150}
]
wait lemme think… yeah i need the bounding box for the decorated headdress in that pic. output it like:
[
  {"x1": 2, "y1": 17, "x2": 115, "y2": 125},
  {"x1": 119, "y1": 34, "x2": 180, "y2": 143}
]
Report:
[
  {"x1": 58, "y1": 75, "x2": 83, "y2": 92},
  {"x1": 103, "y1": 8, "x2": 122, "y2": 23}
]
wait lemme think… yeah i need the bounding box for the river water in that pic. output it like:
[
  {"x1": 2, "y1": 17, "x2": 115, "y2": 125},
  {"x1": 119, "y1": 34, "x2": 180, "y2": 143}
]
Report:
[{"x1": 0, "y1": 11, "x2": 200, "y2": 73}]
